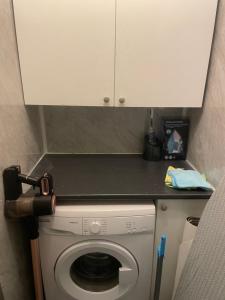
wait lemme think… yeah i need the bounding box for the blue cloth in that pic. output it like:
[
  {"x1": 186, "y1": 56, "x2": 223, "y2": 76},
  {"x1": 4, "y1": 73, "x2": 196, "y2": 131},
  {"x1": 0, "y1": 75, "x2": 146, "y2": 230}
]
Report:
[{"x1": 168, "y1": 169, "x2": 213, "y2": 191}]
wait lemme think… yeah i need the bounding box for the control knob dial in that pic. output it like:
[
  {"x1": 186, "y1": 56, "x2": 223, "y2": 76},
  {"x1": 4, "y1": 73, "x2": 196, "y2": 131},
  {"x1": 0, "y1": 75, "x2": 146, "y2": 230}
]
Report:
[{"x1": 89, "y1": 221, "x2": 101, "y2": 234}]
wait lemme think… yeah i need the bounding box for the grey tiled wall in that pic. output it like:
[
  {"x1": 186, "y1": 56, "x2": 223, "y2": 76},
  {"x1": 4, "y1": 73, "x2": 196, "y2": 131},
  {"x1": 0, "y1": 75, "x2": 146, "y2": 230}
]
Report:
[
  {"x1": 43, "y1": 107, "x2": 184, "y2": 154},
  {"x1": 0, "y1": 1, "x2": 43, "y2": 299},
  {"x1": 44, "y1": 106, "x2": 147, "y2": 153},
  {"x1": 187, "y1": 0, "x2": 225, "y2": 187}
]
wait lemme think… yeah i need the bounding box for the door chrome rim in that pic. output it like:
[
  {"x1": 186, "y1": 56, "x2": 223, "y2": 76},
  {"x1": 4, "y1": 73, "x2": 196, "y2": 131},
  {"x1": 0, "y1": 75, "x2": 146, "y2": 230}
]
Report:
[{"x1": 55, "y1": 240, "x2": 139, "y2": 300}]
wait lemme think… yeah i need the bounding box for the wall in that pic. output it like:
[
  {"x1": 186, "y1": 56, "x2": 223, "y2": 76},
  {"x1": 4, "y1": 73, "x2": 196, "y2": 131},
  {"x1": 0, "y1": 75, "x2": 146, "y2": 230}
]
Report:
[
  {"x1": 0, "y1": 0, "x2": 43, "y2": 299},
  {"x1": 187, "y1": 0, "x2": 225, "y2": 187},
  {"x1": 43, "y1": 107, "x2": 184, "y2": 154},
  {"x1": 43, "y1": 106, "x2": 147, "y2": 154}
]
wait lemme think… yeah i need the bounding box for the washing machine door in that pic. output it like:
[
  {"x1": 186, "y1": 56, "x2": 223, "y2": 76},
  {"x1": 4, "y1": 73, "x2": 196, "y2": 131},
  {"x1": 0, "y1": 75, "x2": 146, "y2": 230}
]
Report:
[{"x1": 55, "y1": 240, "x2": 139, "y2": 300}]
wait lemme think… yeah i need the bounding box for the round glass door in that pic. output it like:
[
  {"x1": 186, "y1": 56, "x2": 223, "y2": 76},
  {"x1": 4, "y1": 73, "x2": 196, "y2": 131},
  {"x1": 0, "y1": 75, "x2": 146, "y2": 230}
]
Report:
[
  {"x1": 70, "y1": 252, "x2": 122, "y2": 292},
  {"x1": 55, "y1": 241, "x2": 138, "y2": 300}
]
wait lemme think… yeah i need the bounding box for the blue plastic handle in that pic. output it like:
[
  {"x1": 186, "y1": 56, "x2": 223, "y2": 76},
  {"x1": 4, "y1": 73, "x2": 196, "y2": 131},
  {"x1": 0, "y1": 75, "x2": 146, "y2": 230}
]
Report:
[{"x1": 157, "y1": 235, "x2": 167, "y2": 257}]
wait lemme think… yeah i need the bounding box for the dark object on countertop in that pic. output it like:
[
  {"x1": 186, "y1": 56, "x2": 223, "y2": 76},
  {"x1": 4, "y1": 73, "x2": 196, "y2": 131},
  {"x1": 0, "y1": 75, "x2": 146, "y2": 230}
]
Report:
[
  {"x1": 143, "y1": 109, "x2": 162, "y2": 161},
  {"x1": 3, "y1": 165, "x2": 56, "y2": 218},
  {"x1": 162, "y1": 119, "x2": 189, "y2": 160},
  {"x1": 143, "y1": 129, "x2": 162, "y2": 161}
]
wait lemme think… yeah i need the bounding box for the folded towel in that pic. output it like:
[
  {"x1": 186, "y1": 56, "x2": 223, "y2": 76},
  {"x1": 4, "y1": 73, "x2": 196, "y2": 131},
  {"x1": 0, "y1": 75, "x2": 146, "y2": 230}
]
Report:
[{"x1": 165, "y1": 167, "x2": 213, "y2": 191}]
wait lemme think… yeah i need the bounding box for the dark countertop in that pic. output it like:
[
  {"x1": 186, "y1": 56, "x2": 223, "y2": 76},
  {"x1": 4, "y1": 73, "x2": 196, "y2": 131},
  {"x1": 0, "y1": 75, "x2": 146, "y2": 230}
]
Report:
[{"x1": 31, "y1": 154, "x2": 212, "y2": 202}]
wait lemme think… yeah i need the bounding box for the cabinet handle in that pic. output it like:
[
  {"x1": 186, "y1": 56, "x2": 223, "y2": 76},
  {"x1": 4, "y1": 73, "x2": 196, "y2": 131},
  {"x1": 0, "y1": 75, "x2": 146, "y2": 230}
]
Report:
[
  {"x1": 103, "y1": 97, "x2": 110, "y2": 104},
  {"x1": 160, "y1": 204, "x2": 168, "y2": 211},
  {"x1": 119, "y1": 98, "x2": 126, "y2": 104}
]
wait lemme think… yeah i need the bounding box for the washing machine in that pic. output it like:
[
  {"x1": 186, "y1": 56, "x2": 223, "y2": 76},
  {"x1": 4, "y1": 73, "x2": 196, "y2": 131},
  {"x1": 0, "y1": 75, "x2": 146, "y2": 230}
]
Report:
[{"x1": 39, "y1": 202, "x2": 155, "y2": 300}]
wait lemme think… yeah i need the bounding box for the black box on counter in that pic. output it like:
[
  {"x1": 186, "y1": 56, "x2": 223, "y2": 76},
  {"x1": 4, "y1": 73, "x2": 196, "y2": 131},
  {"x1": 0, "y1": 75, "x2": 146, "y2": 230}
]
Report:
[{"x1": 162, "y1": 119, "x2": 189, "y2": 160}]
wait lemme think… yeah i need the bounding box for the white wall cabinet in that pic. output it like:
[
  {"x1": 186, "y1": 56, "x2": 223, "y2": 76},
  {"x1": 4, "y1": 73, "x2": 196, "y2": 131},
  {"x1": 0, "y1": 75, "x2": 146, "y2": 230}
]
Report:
[
  {"x1": 13, "y1": 0, "x2": 116, "y2": 106},
  {"x1": 13, "y1": 0, "x2": 218, "y2": 107},
  {"x1": 115, "y1": 0, "x2": 217, "y2": 107},
  {"x1": 150, "y1": 199, "x2": 207, "y2": 300}
]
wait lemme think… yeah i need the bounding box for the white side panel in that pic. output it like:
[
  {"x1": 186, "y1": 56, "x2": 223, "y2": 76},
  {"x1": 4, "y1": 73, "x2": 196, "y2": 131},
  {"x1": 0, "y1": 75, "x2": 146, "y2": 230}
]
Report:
[
  {"x1": 115, "y1": 0, "x2": 218, "y2": 107},
  {"x1": 150, "y1": 199, "x2": 207, "y2": 300},
  {"x1": 13, "y1": 0, "x2": 115, "y2": 106}
]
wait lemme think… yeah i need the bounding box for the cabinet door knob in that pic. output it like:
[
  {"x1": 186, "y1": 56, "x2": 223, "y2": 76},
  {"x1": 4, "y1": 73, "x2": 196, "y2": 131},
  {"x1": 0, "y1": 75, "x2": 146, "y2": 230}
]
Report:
[
  {"x1": 103, "y1": 97, "x2": 110, "y2": 104},
  {"x1": 160, "y1": 204, "x2": 168, "y2": 211},
  {"x1": 119, "y1": 98, "x2": 126, "y2": 104}
]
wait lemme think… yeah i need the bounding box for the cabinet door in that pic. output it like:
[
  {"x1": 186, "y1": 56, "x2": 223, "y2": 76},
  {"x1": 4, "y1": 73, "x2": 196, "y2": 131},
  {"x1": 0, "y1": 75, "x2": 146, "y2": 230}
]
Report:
[
  {"x1": 115, "y1": 0, "x2": 218, "y2": 107},
  {"x1": 13, "y1": 0, "x2": 115, "y2": 106},
  {"x1": 150, "y1": 199, "x2": 207, "y2": 300}
]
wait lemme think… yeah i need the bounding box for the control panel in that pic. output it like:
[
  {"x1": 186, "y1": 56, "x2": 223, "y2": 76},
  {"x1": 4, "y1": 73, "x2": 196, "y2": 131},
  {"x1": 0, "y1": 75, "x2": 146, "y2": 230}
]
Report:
[
  {"x1": 40, "y1": 215, "x2": 155, "y2": 236},
  {"x1": 83, "y1": 215, "x2": 154, "y2": 236}
]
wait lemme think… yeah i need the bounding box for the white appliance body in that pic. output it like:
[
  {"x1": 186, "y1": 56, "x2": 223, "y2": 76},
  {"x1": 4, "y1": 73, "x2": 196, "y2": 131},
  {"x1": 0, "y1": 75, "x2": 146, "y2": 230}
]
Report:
[{"x1": 39, "y1": 203, "x2": 155, "y2": 300}]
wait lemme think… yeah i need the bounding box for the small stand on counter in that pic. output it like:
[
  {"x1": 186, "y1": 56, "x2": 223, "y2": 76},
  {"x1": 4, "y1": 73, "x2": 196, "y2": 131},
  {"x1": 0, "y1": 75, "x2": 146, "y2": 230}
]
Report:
[{"x1": 3, "y1": 166, "x2": 56, "y2": 300}]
